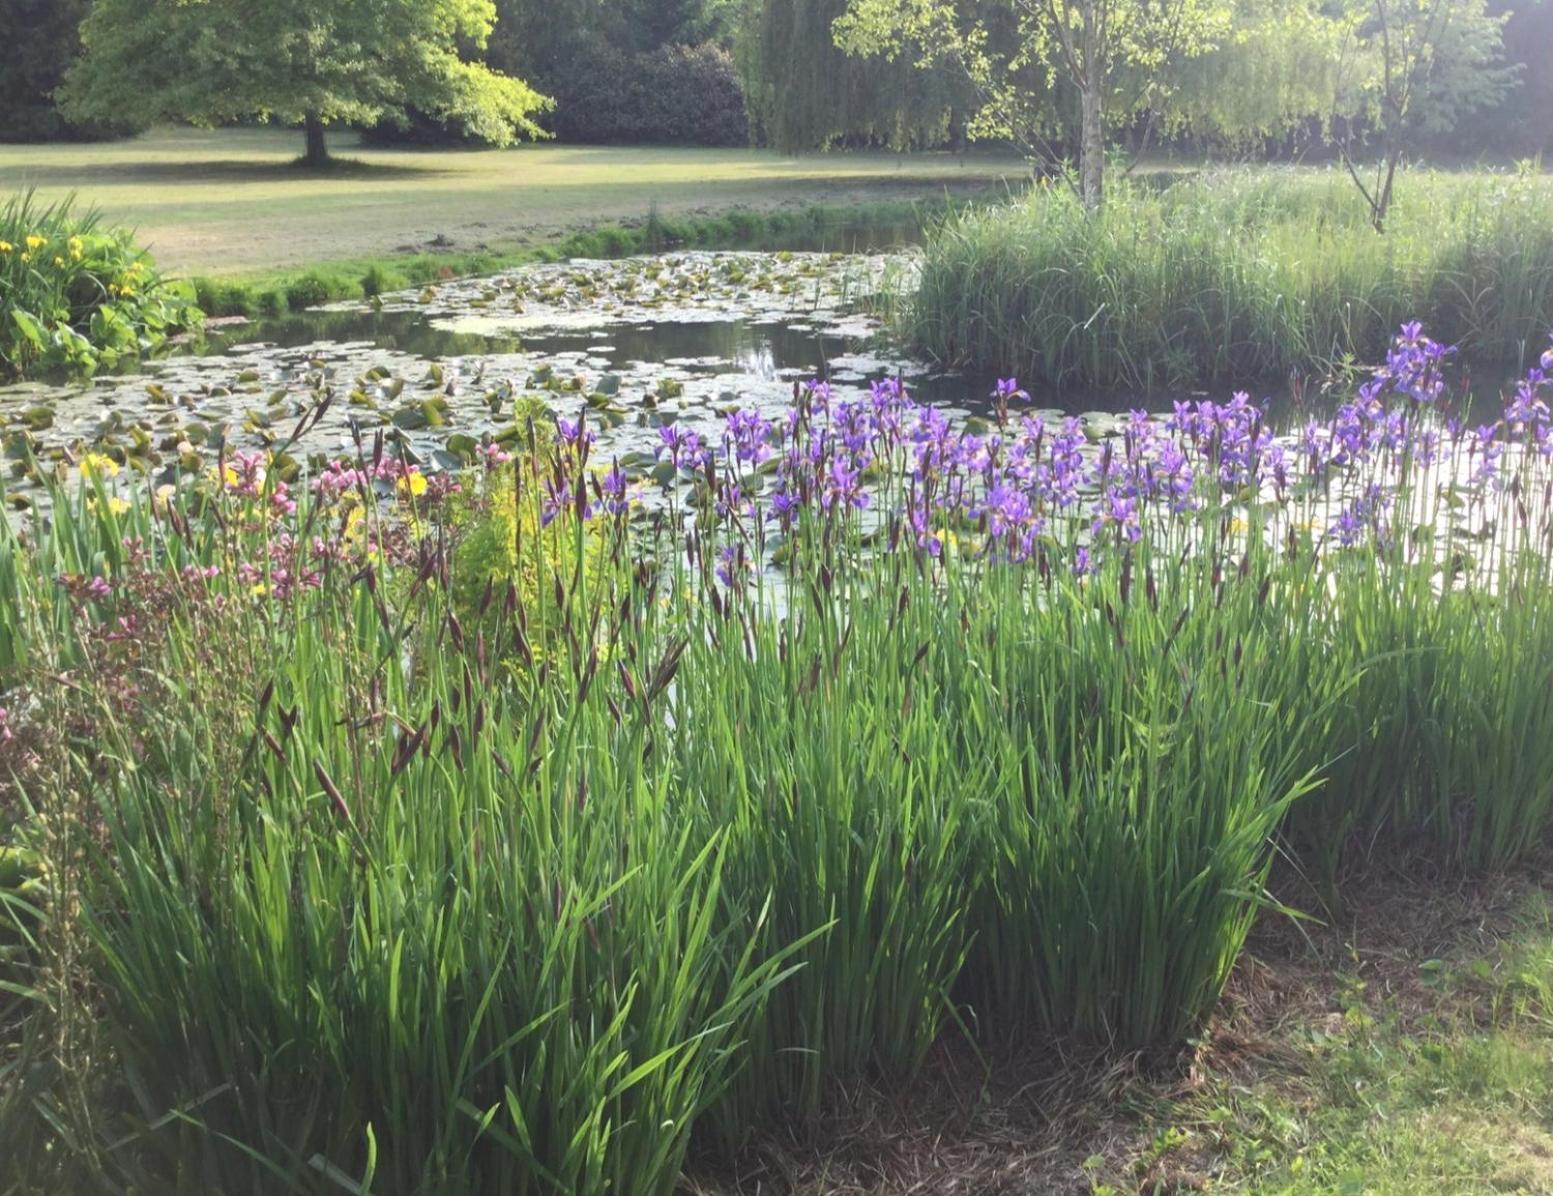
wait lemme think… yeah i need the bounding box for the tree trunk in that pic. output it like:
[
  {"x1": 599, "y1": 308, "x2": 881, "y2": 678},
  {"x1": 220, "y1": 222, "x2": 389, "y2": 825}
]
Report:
[
  {"x1": 1079, "y1": 79, "x2": 1104, "y2": 210},
  {"x1": 1373, "y1": 152, "x2": 1399, "y2": 233},
  {"x1": 1077, "y1": 2, "x2": 1104, "y2": 210},
  {"x1": 301, "y1": 112, "x2": 330, "y2": 168}
]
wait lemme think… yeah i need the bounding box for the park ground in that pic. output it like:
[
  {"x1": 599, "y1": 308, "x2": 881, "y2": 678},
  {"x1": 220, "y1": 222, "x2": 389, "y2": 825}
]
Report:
[
  {"x1": 0, "y1": 127, "x2": 1028, "y2": 278},
  {"x1": 692, "y1": 857, "x2": 1553, "y2": 1195}
]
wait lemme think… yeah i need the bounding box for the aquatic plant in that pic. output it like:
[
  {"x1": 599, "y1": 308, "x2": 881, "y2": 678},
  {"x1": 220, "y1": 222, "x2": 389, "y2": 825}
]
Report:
[
  {"x1": 898, "y1": 169, "x2": 1553, "y2": 390},
  {"x1": 0, "y1": 191, "x2": 201, "y2": 379}
]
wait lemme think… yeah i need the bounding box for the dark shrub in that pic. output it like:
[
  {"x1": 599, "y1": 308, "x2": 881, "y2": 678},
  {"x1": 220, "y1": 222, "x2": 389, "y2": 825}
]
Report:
[
  {"x1": 546, "y1": 43, "x2": 748, "y2": 146},
  {"x1": 366, "y1": 42, "x2": 748, "y2": 148},
  {"x1": 0, "y1": 0, "x2": 139, "y2": 142}
]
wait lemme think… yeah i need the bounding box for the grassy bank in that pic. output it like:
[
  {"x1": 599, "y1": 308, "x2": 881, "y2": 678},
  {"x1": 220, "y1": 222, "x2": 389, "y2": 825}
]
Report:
[
  {"x1": 3, "y1": 329, "x2": 1551, "y2": 1191},
  {"x1": 0, "y1": 127, "x2": 1027, "y2": 275},
  {"x1": 899, "y1": 166, "x2": 1553, "y2": 390},
  {"x1": 191, "y1": 194, "x2": 975, "y2": 318}
]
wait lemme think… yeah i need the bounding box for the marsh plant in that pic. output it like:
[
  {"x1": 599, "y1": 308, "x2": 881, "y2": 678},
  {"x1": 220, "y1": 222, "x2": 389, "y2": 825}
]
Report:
[
  {"x1": 2, "y1": 323, "x2": 1552, "y2": 1192},
  {"x1": 0, "y1": 191, "x2": 200, "y2": 379},
  {"x1": 900, "y1": 168, "x2": 1553, "y2": 390}
]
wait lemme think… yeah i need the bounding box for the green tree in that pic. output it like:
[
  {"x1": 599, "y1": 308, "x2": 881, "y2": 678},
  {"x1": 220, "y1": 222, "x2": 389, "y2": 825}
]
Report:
[
  {"x1": 1332, "y1": 0, "x2": 1516, "y2": 229},
  {"x1": 59, "y1": 0, "x2": 549, "y2": 166},
  {"x1": 740, "y1": 0, "x2": 968, "y2": 152},
  {"x1": 1456, "y1": 1, "x2": 1553, "y2": 156},
  {"x1": 837, "y1": 0, "x2": 1254, "y2": 207},
  {"x1": 1147, "y1": 2, "x2": 1352, "y2": 153}
]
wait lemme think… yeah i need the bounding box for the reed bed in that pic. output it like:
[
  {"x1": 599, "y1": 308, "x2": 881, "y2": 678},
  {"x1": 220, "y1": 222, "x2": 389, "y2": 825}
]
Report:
[
  {"x1": 896, "y1": 168, "x2": 1553, "y2": 391},
  {"x1": 2, "y1": 325, "x2": 1552, "y2": 1192}
]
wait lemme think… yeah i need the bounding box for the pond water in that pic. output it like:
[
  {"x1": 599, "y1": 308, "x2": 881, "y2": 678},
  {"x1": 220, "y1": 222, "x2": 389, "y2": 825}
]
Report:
[{"x1": 0, "y1": 247, "x2": 1320, "y2": 507}]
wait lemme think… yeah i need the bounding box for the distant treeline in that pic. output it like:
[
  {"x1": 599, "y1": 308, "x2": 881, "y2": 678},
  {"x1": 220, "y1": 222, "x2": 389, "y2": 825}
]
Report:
[{"x1": 1, "y1": 0, "x2": 1549, "y2": 156}]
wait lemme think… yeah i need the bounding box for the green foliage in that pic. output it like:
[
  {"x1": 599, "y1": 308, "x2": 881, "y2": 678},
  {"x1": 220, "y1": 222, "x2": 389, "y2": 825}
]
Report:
[
  {"x1": 1160, "y1": 2, "x2": 1352, "y2": 149},
  {"x1": 444, "y1": 409, "x2": 614, "y2": 674},
  {"x1": 835, "y1": 0, "x2": 1300, "y2": 202},
  {"x1": 187, "y1": 193, "x2": 961, "y2": 317},
  {"x1": 0, "y1": 191, "x2": 201, "y2": 378},
  {"x1": 476, "y1": 0, "x2": 748, "y2": 146},
  {"x1": 899, "y1": 167, "x2": 1553, "y2": 389},
  {"x1": 58, "y1": 0, "x2": 551, "y2": 161},
  {"x1": 738, "y1": 0, "x2": 968, "y2": 151},
  {"x1": 532, "y1": 42, "x2": 748, "y2": 146},
  {"x1": 1335, "y1": 0, "x2": 1517, "y2": 148},
  {"x1": 1331, "y1": 0, "x2": 1518, "y2": 227}
]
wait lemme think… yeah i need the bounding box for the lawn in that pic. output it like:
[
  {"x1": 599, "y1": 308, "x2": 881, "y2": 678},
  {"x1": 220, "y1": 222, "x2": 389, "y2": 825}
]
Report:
[{"x1": 0, "y1": 126, "x2": 1028, "y2": 277}]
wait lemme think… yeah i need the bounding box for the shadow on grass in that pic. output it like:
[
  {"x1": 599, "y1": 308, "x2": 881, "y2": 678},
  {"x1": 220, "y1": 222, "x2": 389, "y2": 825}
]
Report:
[{"x1": 10, "y1": 156, "x2": 448, "y2": 185}]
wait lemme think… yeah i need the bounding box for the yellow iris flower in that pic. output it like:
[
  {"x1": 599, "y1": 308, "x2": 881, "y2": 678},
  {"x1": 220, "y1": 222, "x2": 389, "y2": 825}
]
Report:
[{"x1": 80, "y1": 452, "x2": 121, "y2": 480}]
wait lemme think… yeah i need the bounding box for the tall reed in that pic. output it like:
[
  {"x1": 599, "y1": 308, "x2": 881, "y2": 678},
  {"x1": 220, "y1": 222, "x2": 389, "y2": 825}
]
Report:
[{"x1": 898, "y1": 168, "x2": 1553, "y2": 390}]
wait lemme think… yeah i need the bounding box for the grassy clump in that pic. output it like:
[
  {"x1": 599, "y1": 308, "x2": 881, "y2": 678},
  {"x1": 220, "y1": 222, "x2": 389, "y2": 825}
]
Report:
[
  {"x1": 0, "y1": 191, "x2": 200, "y2": 378},
  {"x1": 900, "y1": 167, "x2": 1553, "y2": 390}
]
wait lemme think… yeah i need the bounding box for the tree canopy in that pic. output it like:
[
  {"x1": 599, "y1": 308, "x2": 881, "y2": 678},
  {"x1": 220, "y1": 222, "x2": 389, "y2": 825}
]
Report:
[
  {"x1": 59, "y1": 0, "x2": 549, "y2": 164},
  {"x1": 1331, "y1": 0, "x2": 1517, "y2": 228},
  {"x1": 736, "y1": 0, "x2": 969, "y2": 152},
  {"x1": 837, "y1": 0, "x2": 1260, "y2": 205}
]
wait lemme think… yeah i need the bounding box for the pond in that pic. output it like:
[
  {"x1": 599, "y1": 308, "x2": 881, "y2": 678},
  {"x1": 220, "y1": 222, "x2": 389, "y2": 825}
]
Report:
[{"x1": 0, "y1": 247, "x2": 1326, "y2": 507}]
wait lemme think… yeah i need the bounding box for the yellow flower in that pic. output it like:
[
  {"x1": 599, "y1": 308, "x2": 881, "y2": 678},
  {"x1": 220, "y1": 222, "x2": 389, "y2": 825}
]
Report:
[
  {"x1": 24, "y1": 234, "x2": 45, "y2": 251},
  {"x1": 19, "y1": 253, "x2": 31, "y2": 264},
  {"x1": 397, "y1": 470, "x2": 428, "y2": 498},
  {"x1": 53, "y1": 256, "x2": 65, "y2": 268},
  {"x1": 0, "y1": 241, "x2": 12, "y2": 254},
  {"x1": 87, "y1": 496, "x2": 132, "y2": 516},
  {"x1": 67, "y1": 236, "x2": 83, "y2": 261},
  {"x1": 80, "y1": 452, "x2": 120, "y2": 480}
]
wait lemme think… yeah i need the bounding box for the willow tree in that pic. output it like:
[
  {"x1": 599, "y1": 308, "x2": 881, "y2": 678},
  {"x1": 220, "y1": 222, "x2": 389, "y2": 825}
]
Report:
[
  {"x1": 739, "y1": 0, "x2": 970, "y2": 152},
  {"x1": 59, "y1": 0, "x2": 549, "y2": 166},
  {"x1": 838, "y1": 0, "x2": 1275, "y2": 207},
  {"x1": 1123, "y1": 3, "x2": 1348, "y2": 152}
]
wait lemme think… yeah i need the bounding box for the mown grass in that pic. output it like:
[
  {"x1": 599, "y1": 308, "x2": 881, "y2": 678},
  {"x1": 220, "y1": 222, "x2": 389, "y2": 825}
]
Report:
[
  {"x1": 0, "y1": 127, "x2": 1026, "y2": 275},
  {"x1": 1133, "y1": 880, "x2": 1553, "y2": 1196},
  {"x1": 898, "y1": 166, "x2": 1553, "y2": 391},
  {"x1": 1, "y1": 340, "x2": 1551, "y2": 1192}
]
